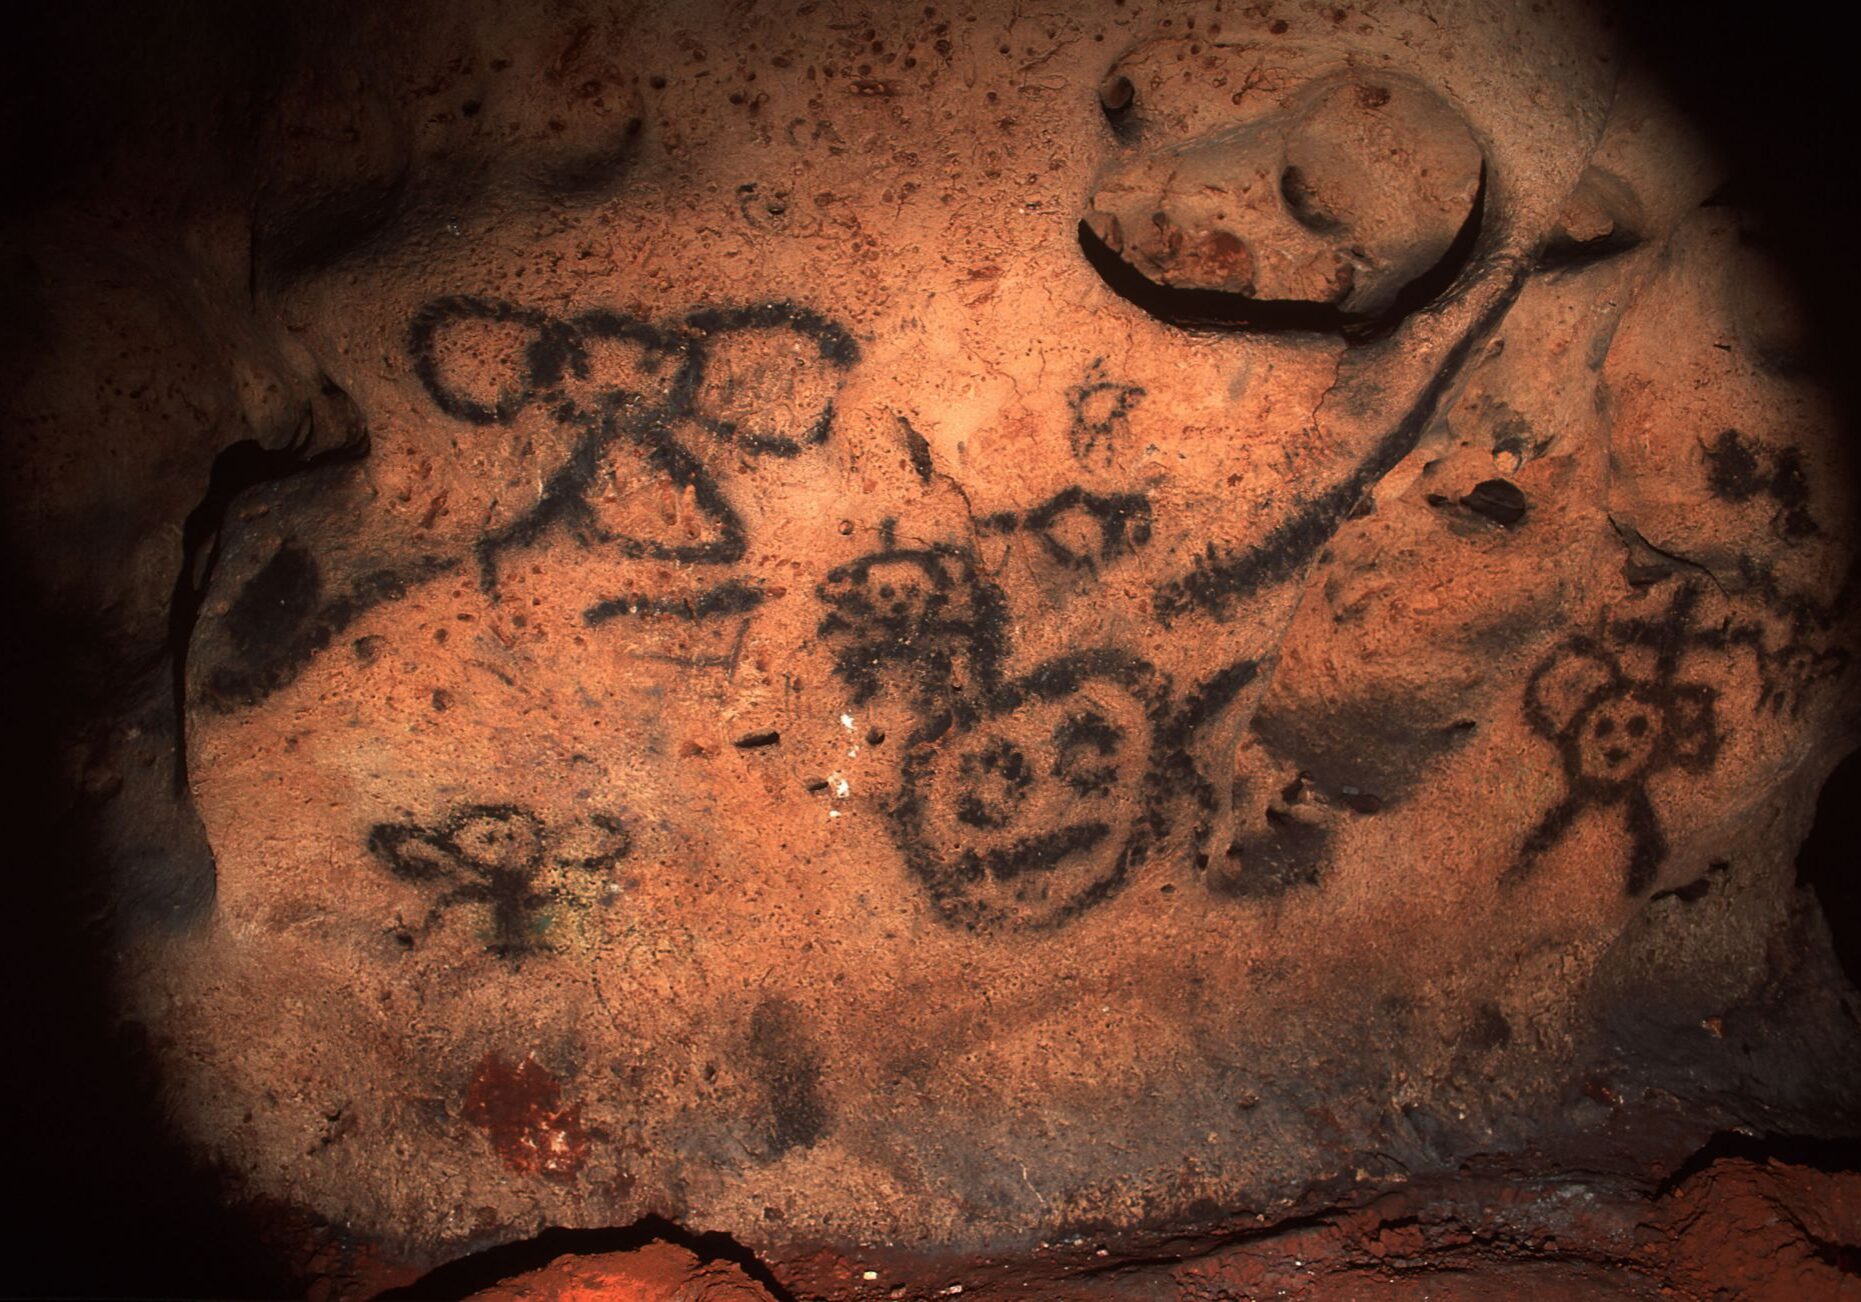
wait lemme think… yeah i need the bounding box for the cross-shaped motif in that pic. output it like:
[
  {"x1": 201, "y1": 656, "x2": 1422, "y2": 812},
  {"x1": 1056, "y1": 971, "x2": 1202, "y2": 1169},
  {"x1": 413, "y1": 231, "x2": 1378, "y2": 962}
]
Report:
[{"x1": 368, "y1": 804, "x2": 631, "y2": 958}]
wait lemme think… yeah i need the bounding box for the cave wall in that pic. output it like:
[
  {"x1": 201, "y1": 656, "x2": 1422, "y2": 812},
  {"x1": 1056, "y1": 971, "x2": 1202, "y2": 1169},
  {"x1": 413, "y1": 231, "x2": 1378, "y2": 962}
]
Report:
[{"x1": 4, "y1": 0, "x2": 1859, "y2": 1296}]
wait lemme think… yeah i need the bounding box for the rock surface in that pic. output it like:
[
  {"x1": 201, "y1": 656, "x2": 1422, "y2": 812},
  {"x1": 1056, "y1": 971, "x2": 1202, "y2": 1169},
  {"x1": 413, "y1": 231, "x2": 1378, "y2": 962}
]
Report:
[
  {"x1": 5, "y1": 0, "x2": 1859, "y2": 1295},
  {"x1": 465, "y1": 1242, "x2": 773, "y2": 1301},
  {"x1": 394, "y1": 1154, "x2": 1861, "y2": 1299}
]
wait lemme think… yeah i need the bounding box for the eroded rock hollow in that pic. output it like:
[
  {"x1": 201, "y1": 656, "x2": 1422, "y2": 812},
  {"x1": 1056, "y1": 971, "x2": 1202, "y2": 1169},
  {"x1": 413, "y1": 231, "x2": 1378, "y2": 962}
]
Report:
[{"x1": 7, "y1": 0, "x2": 1861, "y2": 1296}]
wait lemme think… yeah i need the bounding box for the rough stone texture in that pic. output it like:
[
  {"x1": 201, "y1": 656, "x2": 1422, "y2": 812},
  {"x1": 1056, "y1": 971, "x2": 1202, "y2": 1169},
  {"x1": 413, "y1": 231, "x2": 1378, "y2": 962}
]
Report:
[
  {"x1": 5, "y1": 0, "x2": 1859, "y2": 1295},
  {"x1": 403, "y1": 1154, "x2": 1861, "y2": 1298},
  {"x1": 466, "y1": 1242, "x2": 773, "y2": 1301},
  {"x1": 1084, "y1": 66, "x2": 1483, "y2": 318}
]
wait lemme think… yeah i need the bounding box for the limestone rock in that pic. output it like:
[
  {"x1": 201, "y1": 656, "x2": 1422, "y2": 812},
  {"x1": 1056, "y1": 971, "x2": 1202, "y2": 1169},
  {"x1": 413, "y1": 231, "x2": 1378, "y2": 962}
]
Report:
[
  {"x1": 7, "y1": 0, "x2": 1858, "y2": 1293},
  {"x1": 1084, "y1": 67, "x2": 1483, "y2": 321},
  {"x1": 466, "y1": 1243, "x2": 772, "y2": 1301}
]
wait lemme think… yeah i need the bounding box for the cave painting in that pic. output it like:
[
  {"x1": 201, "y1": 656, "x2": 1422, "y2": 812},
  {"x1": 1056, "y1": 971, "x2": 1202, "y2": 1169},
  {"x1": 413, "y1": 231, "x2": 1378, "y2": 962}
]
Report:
[
  {"x1": 408, "y1": 295, "x2": 859, "y2": 611},
  {"x1": 1065, "y1": 360, "x2": 1147, "y2": 465},
  {"x1": 1511, "y1": 585, "x2": 1720, "y2": 896},
  {"x1": 1511, "y1": 553, "x2": 1852, "y2": 893},
  {"x1": 815, "y1": 515, "x2": 1255, "y2": 929},
  {"x1": 118, "y1": 0, "x2": 1861, "y2": 1272},
  {"x1": 194, "y1": 43, "x2": 1856, "y2": 945},
  {"x1": 369, "y1": 803, "x2": 633, "y2": 958}
]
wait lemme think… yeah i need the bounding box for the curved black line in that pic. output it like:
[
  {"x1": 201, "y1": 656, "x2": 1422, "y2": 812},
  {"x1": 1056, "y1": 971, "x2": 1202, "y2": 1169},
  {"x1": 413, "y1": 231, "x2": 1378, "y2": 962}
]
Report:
[
  {"x1": 474, "y1": 406, "x2": 748, "y2": 591},
  {"x1": 1078, "y1": 166, "x2": 1486, "y2": 342},
  {"x1": 406, "y1": 296, "x2": 560, "y2": 426},
  {"x1": 1505, "y1": 794, "x2": 1586, "y2": 886},
  {"x1": 1621, "y1": 785, "x2": 1670, "y2": 896},
  {"x1": 683, "y1": 301, "x2": 861, "y2": 456},
  {"x1": 1153, "y1": 261, "x2": 1526, "y2": 624}
]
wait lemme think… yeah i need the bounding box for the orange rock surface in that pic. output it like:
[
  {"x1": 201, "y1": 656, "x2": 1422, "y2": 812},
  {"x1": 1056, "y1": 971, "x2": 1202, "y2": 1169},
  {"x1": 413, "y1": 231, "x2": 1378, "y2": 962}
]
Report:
[
  {"x1": 467, "y1": 1242, "x2": 772, "y2": 1302},
  {"x1": 6, "y1": 0, "x2": 1858, "y2": 1293}
]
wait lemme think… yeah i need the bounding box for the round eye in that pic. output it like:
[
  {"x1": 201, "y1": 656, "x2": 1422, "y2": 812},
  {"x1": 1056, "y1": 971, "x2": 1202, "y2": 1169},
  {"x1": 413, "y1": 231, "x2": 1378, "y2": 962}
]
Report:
[{"x1": 1053, "y1": 709, "x2": 1124, "y2": 797}]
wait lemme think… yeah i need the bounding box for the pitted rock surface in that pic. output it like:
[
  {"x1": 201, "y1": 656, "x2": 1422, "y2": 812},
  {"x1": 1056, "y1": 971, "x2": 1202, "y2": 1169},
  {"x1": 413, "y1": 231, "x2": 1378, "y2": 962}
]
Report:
[{"x1": 9, "y1": 0, "x2": 1859, "y2": 1289}]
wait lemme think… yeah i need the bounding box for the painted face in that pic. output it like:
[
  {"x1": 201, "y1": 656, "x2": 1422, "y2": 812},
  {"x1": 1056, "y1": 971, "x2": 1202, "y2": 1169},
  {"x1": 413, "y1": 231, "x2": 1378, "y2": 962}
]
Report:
[
  {"x1": 1578, "y1": 693, "x2": 1660, "y2": 781},
  {"x1": 130, "y1": 0, "x2": 1855, "y2": 1272}
]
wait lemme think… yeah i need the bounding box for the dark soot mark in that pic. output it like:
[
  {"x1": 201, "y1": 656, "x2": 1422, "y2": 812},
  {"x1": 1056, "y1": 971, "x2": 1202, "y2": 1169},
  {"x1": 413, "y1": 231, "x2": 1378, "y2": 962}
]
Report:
[
  {"x1": 1213, "y1": 807, "x2": 1331, "y2": 899},
  {"x1": 202, "y1": 558, "x2": 441, "y2": 712},
  {"x1": 899, "y1": 413, "x2": 935, "y2": 482},
  {"x1": 1703, "y1": 428, "x2": 1767, "y2": 501},
  {"x1": 1250, "y1": 693, "x2": 1479, "y2": 811},
  {"x1": 1703, "y1": 428, "x2": 1818, "y2": 539},
  {"x1": 747, "y1": 998, "x2": 830, "y2": 1159},
  {"x1": 583, "y1": 579, "x2": 765, "y2": 626}
]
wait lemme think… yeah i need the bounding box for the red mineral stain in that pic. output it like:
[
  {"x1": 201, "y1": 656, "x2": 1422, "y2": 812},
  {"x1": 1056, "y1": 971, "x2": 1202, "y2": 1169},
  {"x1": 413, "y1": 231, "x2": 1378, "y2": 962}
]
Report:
[{"x1": 463, "y1": 1053, "x2": 588, "y2": 1180}]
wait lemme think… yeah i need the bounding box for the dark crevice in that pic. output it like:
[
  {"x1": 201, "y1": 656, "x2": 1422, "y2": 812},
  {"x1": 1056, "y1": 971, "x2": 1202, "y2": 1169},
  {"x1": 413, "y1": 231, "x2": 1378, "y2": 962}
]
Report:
[
  {"x1": 1797, "y1": 746, "x2": 1861, "y2": 990},
  {"x1": 1079, "y1": 218, "x2": 1359, "y2": 334},
  {"x1": 1077, "y1": 165, "x2": 1485, "y2": 343},
  {"x1": 1098, "y1": 73, "x2": 1140, "y2": 143},
  {"x1": 1068, "y1": 1205, "x2": 1355, "y2": 1280},
  {"x1": 1361, "y1": 164, "x2": 1487, "y2": 341},
  {"x1": 1650, "y1": 860, "x2": 1726, "y2": 904},
  {"x1": 166, "y1": 386, "x2": 370, "y2": 792},
  {"x1": 1279, "y1": 165, "x2": 1345, "y2": 234},
  {"x1": 1609, "y1": 517, "x2": 1723, "y2": 590},
  {"x1": 1653, "y1": 1131, "x2": 1861, "y2": 1199},
  {"x1": 5, "y1": 587, "x2": 299, "y2": 1296},
  {"x1": 1814, "y1": 1237, "x2": 1861, "y2": 1277},
  {"x1": 378, "y1": 1217, "x2": 798, "y2": 1301},
  {"x1": 1534, "y1": 226, "x2": 1641, "y2": 274}
]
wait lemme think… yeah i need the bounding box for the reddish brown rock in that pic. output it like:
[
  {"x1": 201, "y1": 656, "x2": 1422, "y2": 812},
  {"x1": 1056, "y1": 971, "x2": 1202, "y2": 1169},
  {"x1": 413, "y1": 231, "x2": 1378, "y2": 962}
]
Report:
[
  {"x1": 467, "y1": 1243, "x2": 772, "y2": 1301},
  {"x1": 464, "y1": 1053, "x2": 591, "y2": 1181},
  {"x1": 6, "y1": 0, "x2": 1859, "y2": 1296},
  {"x1": 1084, "y1": 65, "x2": 1483, "y2": 318}
]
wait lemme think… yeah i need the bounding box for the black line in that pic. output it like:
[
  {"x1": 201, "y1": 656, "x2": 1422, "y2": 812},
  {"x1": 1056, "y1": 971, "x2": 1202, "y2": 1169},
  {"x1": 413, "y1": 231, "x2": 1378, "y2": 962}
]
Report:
[
  {"x1": 1154, "y1": 266, "x2": 1526, "y2": 623},
  {"x1": 899, "y1": 412, "x2": 934, "y2": 482},
  {"x1": 584, "y1": 579, "x2": 765, "y2": 626}
]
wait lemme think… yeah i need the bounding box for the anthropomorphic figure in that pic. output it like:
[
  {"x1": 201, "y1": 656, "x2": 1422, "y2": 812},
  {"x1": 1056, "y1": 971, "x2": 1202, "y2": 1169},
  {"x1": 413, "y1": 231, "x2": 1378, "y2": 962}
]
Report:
[{"x1": 46, "y1": 0, "x2": 1852, "y2": 1278}]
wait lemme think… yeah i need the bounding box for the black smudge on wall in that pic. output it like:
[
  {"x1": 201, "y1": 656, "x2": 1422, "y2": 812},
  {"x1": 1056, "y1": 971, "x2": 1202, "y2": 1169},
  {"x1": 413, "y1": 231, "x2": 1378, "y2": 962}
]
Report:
[
  {"x1": 747, "y1": 997, "x2": 830, "y2": 1159},
  {"x1": 1210, "y1": 807, "x2": 1330, "y2": 899},
  {"x1": 199, "y1": 543, "x2": 441, "y2": 711},
  {"x1": 1249, "y1": 692, "x2": 1480, "y2": 811}
]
